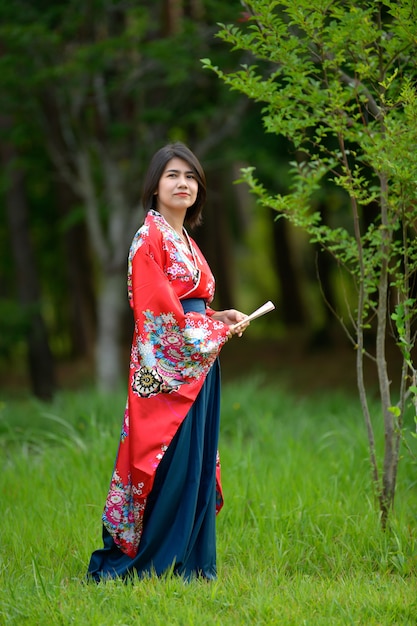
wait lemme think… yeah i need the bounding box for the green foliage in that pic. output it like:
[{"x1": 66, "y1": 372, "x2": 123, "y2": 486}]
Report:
[
  {"x1": 203, "y1": 0, "x2": 417, "y2": 256},
  {"x1": 392, "y1": 299, "x2": 416, "y2": 368},
  {"x1": 0, "y1": 299, "x2": 31, "y2": 357},
  {"x1": 203, "y1": 0, "x2": 417, "y2": 523},
  {"x1": 0, "y1": 0, "x2": 251, "y2": 377},
  {"x1": 0, "y1": 2, "x2": 241, "y2": 154},
  {"x1": 1, "y1": 382, "x2": 417, "y2": 624}
]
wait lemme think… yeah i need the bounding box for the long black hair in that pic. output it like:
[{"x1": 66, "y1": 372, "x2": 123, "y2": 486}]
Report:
[{"x1": 141, "y1": 142, "x2": 207, "y2": 228}]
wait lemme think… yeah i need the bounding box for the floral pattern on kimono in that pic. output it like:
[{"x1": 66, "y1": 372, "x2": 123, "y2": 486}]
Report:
[{"x1": 102, "y1": 210, "x2": 229, "y2": 558}]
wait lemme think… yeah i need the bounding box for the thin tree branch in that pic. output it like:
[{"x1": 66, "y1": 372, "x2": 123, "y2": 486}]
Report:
[{"x1": 76, "y1": 149, "x2": 109, "y2": 266}]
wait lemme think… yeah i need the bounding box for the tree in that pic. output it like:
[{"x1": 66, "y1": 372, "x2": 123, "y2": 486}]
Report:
[
  {"x1": 0, "y1": 114, "x2": 56, "y2": 400},
  {"x1": 203, "y1": 0, "x2": 417, "y2": 526},
  {"x1": 0, "y1": 0, "x2": 248, "y2": 391}
]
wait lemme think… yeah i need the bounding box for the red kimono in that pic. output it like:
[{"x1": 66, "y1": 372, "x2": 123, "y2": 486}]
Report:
[{"x1": 101, "y1": 210, "x2": 229, "y2": 559}]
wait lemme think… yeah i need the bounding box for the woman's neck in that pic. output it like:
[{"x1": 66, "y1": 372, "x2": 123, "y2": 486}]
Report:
[{"x1": 157, "y1": 208, "x2": 186, "y2": 237}]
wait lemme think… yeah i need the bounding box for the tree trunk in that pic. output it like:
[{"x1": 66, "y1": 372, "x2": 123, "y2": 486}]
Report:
[
  {"x1": 95, "y1": 270, "x2": 126, "y2": 391},
  {"x1": 56, "y1": 179, "x2": 97, "y2": 360},
  {"x1": 76, "y1": 148, "x2": 134, "y2": 390},
  {"x1": 272, "y1": 215, "x2": 306, "y2": 326},
  {"x1": 0, "y1": 116, "x2": 56, "y2": 400},
  {"x1": 163, "y1": 0, "x2": 184, "y2": 35},
  {"x1": 377, "y1": 174, "x2": 397, "y2": 525},
  {"x1": 311, "y1": 201, "x2": 338, "y2": 346}
]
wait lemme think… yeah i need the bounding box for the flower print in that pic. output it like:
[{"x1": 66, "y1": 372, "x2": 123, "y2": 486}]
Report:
[
  {"x1": 139, "y1": 342, "x2": 154, "y2": 356},
  {"x1": 128, "y1": 225, "x2": 148, "y2": 263},
  {"x1": 168, "y1": 262, "x2": 187, "y2": 276},
  {"x1": 120, "y1": 406, "x2": 129, "y2": 442},
  {"x1": 134, "y1": 309, "x2": 226, "y2": 391},
  {"x1": 121, "y1": 527, "x2": 137, "y2": 548},
  {"x1": 111, "y1": 509, "x2": 122, "y2": 522},
  {"x1": 138, "y1": 341, "x2": 157, "y2": 369},
  {"x1": 160, "y1": 312, "x2": 176, "y2": 324},
  {"x1": 203, "y1": 340, "x2": 217, "y2": 354},
  {"x1": 127, "y1": 225, "x2": 150, "y2": 305},
  {"x1": 130, "y1": 343, "x2": 139, "y2": 362},
  {"x1": 182, "y1": 365, "x2": 198, "y2": 378},
  {"x1": 158, "y1": 368, "x2": 184, "y2": 392},
  {"x1": 154, "y1": 443, "x2": 169, "y2": 466},
  {"x1": 183, "y1": 326, "x2": 205, "y2": 341},
  {"x1": 144, "y1": 319, "x2": 157, "y2": 332},
  {"x1": 132, "y1": 482, "x2": 144, "y2": 496},
  {"x1": 104, "y1": 473, "x2": 129, "y2": 527},
  {"x1": 131, "y1": 366, "x2": 163, "y2": 397},
  {"x1": 161, "y1": 346, "x2": 183, "y2": 362},
  {"x1": 160, "y1": 331, "x2": 185, "y2": 348}
]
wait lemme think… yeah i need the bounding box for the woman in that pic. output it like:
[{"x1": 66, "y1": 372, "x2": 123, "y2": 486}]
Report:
[{"x1": 87, "y1": 142, "x2": 248, "y2": 582}]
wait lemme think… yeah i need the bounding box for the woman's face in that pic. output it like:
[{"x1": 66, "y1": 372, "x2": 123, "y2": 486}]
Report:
[{"x1": 155, "y1": 157, "x2": 198, "y2": 220}]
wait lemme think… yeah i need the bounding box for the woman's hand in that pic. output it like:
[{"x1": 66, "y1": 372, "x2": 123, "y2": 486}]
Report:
[{"x1": 211, "y1": 309, "x2": 250, "y2": 338}]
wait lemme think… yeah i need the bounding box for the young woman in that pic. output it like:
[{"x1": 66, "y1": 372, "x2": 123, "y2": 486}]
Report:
[{"x1": 87, "y1": 142, "x2": 248, "y2": 582}]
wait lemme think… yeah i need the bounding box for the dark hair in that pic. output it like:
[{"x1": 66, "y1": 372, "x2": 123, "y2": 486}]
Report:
[{"x1": 141, "y1": 142, "x2": 207, "y2": 228}]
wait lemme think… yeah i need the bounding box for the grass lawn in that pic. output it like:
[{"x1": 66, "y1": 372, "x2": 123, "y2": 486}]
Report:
[{"x1": 1, "y1": 377, "x2": 416, "y2": 625}]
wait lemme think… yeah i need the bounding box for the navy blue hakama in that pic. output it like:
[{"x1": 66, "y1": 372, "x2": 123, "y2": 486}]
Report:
[{"x1": 87, "y1": 298, "x2": 221, "y2": 582}]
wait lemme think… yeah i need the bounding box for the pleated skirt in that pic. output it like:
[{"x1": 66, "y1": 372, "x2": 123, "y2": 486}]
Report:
[{"x1": 87, "y1": 355, "x2": 221, "y2": 582}]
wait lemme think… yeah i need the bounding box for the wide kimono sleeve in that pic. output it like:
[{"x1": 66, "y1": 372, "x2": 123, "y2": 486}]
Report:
[{"x1": 128, "y1": 236, "x2": 230, "y2": 397}]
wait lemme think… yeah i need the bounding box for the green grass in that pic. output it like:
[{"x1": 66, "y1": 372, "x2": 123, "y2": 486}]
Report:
[{"x1": 1, "y1": 378, "x2": 417, "y2": 625}]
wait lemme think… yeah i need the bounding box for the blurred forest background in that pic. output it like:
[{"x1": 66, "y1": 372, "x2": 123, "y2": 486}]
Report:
[{"x1": 0, "y1": 0, "x2": 378, "y2": 399}]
